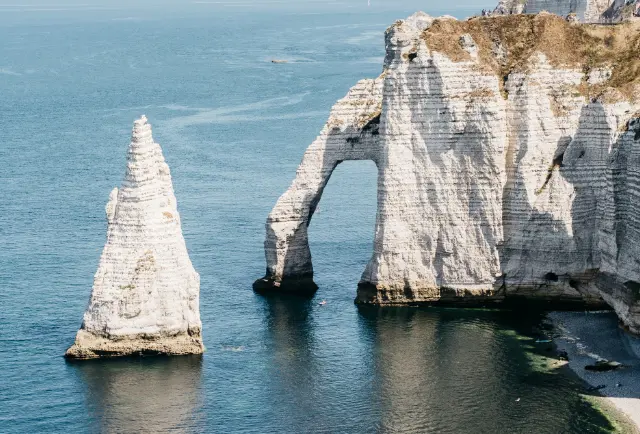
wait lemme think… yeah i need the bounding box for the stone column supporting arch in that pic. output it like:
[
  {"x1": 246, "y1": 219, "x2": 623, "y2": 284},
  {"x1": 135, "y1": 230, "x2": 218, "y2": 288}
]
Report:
[{"x1": 253, "y1": 77, "x2": 383, "y2": 294}]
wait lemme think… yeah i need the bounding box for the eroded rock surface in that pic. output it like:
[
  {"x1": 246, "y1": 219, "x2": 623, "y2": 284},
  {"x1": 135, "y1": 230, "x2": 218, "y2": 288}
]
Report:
[
  {"x1": 493, "y1": 0, "x2": 639, "y2": 23},
  {"x1": 257, "y1": 13, "x2": 640, "y2": 333},
  {"x1": 66, "y1": 116, "x2": 203, "y2": 359},
  {"x1": 254, "y1": 77, "x2": 384, "y2": 294}
]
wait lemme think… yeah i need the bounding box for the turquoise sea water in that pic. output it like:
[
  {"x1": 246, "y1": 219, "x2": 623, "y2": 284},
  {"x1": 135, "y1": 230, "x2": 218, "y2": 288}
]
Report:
[{"x1": 0, "y1": 1, "x2": 623, "y2": 432}]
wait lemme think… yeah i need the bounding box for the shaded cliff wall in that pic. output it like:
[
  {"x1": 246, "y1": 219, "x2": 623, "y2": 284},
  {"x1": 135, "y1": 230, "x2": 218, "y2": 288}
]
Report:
[{"x1": 597, "y1": 116, "x2": 640, "y2": 331}]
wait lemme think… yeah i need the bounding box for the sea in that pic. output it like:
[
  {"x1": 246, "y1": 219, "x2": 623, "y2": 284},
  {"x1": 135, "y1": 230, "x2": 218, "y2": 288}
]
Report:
[{"x1": 0, "y1": 1, "x2": 623, "y2": 432}]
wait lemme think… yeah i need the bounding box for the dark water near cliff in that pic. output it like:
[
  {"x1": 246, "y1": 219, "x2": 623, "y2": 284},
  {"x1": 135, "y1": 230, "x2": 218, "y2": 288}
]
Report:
[{"x1": 0, "y1": 1, "x2": 621, "y2": 432}]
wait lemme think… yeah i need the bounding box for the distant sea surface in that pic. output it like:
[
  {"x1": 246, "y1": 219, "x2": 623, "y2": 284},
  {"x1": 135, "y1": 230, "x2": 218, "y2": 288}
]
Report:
[{"x1": 0, "y1": 1, "x2": 621, "y2": 432}]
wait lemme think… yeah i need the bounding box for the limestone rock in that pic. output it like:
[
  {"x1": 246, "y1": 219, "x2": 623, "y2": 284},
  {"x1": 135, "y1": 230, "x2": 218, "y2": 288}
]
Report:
[
  {"x1": 492, "y1": 0, "x2": 639, "y2": 23},
  {"x1": 253, "y1": 78, "x2": 384, "y2": 294},
  {"x1": 257, "y1": 14, "x2": 640, "y2": 333},
  {"x1": 493, "y1": 0, "x2": 527, "y2": 16},
  {"x1": 66, "y1": 116, "x2": 203, "y2": 359}
]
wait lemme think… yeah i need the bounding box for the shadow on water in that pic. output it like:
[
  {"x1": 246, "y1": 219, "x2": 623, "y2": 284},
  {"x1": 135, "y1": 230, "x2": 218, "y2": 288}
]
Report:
[
  {"x1": 253, "y1": 293, "x2": 380, "y2": 433},
  {"x1": 356, "y1": 306, "x2": 617, "y2": 433},
  {"x1": 66, "y1": 355, "x2": 204, "y2": 433},
  {"x1": 258, "y1": 295, "x2": 317, "y2": 399}
]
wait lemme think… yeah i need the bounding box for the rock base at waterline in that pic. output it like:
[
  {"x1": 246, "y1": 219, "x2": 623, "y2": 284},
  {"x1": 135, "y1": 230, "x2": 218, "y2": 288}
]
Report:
[
  {"x1": 355, "y1": 282, "x2": 609, "y2": 310},
  {"x1": 65, "y1": 330, "x2": 204, "y2": 360},
  {"x1": 252, "y1": 276, "x2": 318, "y2": 296}
]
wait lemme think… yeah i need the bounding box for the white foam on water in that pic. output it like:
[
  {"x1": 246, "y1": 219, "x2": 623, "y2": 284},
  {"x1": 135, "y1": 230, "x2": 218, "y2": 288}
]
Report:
[{"x1": 0, "y1": 68, "x2": 21, "y2": 76}]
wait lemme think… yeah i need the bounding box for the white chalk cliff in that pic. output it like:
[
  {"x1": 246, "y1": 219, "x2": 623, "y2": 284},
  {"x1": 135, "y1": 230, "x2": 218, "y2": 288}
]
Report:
[
  {"x1": 256, "y1": 13, "x2": 640, "y2": 334},
  {"x1": 66, "y1": 116, "x2": 203, "y2": 359},
  {"x1": 493, "y1": 0, "x2": 639, "y2": 22}
]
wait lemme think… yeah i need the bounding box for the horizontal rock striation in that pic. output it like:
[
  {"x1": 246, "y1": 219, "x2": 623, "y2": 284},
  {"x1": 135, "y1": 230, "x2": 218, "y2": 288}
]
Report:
[
  {"x1": 66, "y1": 116, "x2": 203, "y2": 359},
  {"x1": 257, "y1": 13, "x2": 640, "y2": 333},
  {"x1": 493, "y1": 0, "x2": 639, "y2": 23}
]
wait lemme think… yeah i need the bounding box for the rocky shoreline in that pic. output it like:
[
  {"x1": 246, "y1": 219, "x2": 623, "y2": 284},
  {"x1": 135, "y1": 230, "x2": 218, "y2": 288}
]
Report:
[{"x1": 548, "y1": 311, "x2": 640, "y2": 430}]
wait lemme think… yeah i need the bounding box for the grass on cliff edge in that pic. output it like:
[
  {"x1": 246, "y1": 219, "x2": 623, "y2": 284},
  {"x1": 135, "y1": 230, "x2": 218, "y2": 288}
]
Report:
[{"x1": 422, "y1": 13, "x2": 640, "y2": 102}]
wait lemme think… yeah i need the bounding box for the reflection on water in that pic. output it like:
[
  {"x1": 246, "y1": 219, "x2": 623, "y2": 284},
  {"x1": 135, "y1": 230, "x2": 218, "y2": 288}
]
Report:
[
  {"x1": 260, "y1": 295, "x2": 325, "y2": 431},
  {"x1": 356, "y1": 307, "x2": 615, "y2": 434},
  {"x1": 257, "y1": 294, "x2": 381, "y2": 433},
  {"x1": 63, "y1": 306, "x2": 617, "y2": 433},
  {"x1": 69, "y1": 356, "x2": 204, "y2": 433}
]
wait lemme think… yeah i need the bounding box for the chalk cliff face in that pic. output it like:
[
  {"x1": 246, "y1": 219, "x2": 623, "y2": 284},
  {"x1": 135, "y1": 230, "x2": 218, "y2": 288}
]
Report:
[
  {"x1": 493, "y1": 0, "x2": 638, "y2": 23},
  {"x1": 256, "y1": 13, "x2": 640, "y2": 333},
  {"x1": 66, "y1": 116, "x2": 203, "y2": 359}
]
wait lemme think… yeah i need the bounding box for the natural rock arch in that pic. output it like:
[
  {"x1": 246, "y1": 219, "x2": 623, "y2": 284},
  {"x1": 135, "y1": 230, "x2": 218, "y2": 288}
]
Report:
[{"x1": 253, "y1": 78, "x2": 383, "y2": 294}]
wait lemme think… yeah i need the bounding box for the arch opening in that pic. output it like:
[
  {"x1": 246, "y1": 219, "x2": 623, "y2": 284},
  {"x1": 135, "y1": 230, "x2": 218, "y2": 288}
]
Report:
[{"x1": 307, "y1": 160, "x2": 378, "y2": 298}]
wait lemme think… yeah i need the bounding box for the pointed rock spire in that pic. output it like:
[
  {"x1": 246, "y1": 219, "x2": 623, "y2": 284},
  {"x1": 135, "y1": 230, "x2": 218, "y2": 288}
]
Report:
[{"x1": 66, "y1": 116, "x2": 203, "y2": 359}]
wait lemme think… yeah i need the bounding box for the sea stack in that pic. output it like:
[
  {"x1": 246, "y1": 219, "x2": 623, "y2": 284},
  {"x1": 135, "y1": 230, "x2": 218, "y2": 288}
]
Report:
[{"x1": 66, "y1": 116, "x2": 203, "y2": 359}]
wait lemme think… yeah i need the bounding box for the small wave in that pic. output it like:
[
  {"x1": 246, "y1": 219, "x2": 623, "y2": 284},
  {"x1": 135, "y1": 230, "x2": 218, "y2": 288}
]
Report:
[
  {"x1": 264, "y1": 57, "x2": 317, "y2": 64},
  {"x1": 0, "y1": 68, "x2": 21, "y2": 76},
  {"x1": 163, "y1": 104, "x2": 206, "y2": 112},
  {"x1": 111, "y1": 17, "x2": 147, "y2": 22},
  {"x1": 576, "y1": 342, "x2": 603, "y2": 360},
  {"x1": 345, "y1": 31, "x2": 381, "y2": 45},
  {"x1": 161, "y1": 93, "x2": 321, "y2": 128},
  {"x1": 300, "y1": 22, "x2": 388, "y2": 31},
  {"x1": 358, "y1": 56, "x2": 384, "y2": 64}
]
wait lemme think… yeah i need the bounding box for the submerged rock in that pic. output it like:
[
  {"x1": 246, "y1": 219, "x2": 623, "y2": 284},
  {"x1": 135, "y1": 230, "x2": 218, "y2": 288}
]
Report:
[
  {"x1": 585, "y1": 360, "x2": 625, "y2": 371},
  {"x1": 256, "y1": 13, "x2": 640, "y2": 333},
  {"x1": 66, "y1": 116, "x2": 203, "y2": 359},
  {"x1": 586, "y1": 384, "x2": 607, "y2": 391}
]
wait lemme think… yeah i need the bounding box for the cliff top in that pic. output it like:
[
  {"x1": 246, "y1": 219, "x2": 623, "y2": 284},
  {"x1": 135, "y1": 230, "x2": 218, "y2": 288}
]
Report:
[{"x1": 421, "y1": 13, "x2": 640, "y2": 101}]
